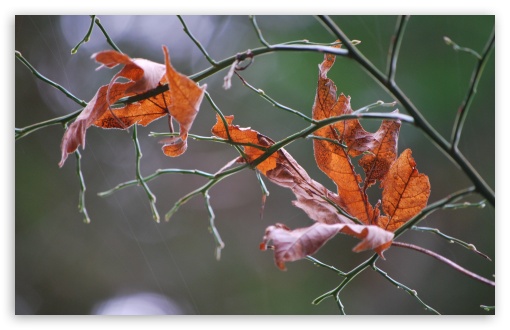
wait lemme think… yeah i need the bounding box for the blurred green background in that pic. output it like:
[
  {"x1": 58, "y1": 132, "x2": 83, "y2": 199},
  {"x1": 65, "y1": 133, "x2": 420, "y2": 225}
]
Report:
[{"x1": 15, "y1": 15, "x2": 494, "y2": 315}]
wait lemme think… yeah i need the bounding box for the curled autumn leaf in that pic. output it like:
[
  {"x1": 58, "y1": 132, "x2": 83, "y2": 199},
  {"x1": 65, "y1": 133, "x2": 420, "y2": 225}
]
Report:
[
  {"x1": 59, "y1": 45, "x2": 206, "y2": 167},
  {"x1": 260, "y1": 222, "x2": 394, "y2": 270},
  {"x1": 211, "y1": 115, "x2": 395, "y2": 259},
  {"x1": 253, "y1": 45, "x2": 430, "y2": 270}
]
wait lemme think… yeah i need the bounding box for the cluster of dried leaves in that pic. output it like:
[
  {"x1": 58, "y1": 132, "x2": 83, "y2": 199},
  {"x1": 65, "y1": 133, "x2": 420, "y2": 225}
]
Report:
[{"x1": 59, "y1": 46, "x2": 430, "y2": 271}]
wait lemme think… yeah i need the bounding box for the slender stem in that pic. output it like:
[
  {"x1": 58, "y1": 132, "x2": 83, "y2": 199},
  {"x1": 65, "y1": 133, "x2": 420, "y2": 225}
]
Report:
[
  {"x1": 94, "y1": 17, "x2": 122, "y2": 53},
  {"x1": 149, "y1": 132, "x2": 268, "y2": 151},
  {"x1": 165, "y1": 163, "x2": 249, "y2": 221},
  {"x1": 75, "y1": 149, "x2": 91, "y2": 224},
  {"x1": 15, "y1": 51, "x2": 87, "y2": 107},
  {"x1": 71, "y1": 15, "x2": 96, "y2": 54},
  {"x1": 451, "y1": 29, "x2": 495, "y2": 149},
  {"x1": 312, "y1": 254, "x2": 378, "y2": 307},
  {"x1": 412, "y1": 226, "x2": 492, "y2": 261},
  {"x1": 444, "y1": 36, "x2": 482, "y2": 60},
  {"x1": 177, "y1": 15, "x2": 219, "y2": 66},
  {"x1": 386, "y1": 15, "x2": 409, "y2": 82},
  {"x1": 203, "y1": 191, "x2": 224, "y2": 260},
  {"x1": 15, "y1": 108, "x2": 83, "y2": 140},
  {"x1": 392, "y1": 241, "x2": 495, "y2": 287},
  {"x1": 305, "y1": 256, "x2": 346, "y2": 276},
  {"x1": 98, "y1": 168, "x2": 215, "y2": 197},
  {"x1": 250, "y1": 15, "x2": 271, "y2": 47},
  {"x1": 189, "y1": 44, "x2": 348, "y2": 82},
  {"x1": 317, "y1": 15, "x2": 494, "y2": 207},
  {"x1": 235, "y1": 72, "x2": 314, "y2": 123},
  {"x1": 132, "y1": 125, "x2": 160, "y2": 222},
  {"x1": 372, "y1": 264, "x2": 440, "y2": 314}
]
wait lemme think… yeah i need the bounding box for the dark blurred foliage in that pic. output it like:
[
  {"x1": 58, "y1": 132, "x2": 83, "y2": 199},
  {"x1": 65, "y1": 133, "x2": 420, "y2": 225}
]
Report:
[{"x1": 15, "y1": 15, "x2": 494, "y2": 315}]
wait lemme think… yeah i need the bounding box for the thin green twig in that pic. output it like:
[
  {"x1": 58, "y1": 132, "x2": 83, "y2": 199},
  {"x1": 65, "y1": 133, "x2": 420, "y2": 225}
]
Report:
[
  {"x1": 204, "y1": 191, "x2": 225, "y2": 260},
  {"x1": 450, "y1": 30, "x2": 495, "y2": 149},
  {"x1": 75, "y1": 149, "x2": 91, "y2": 224},
  {"x1": 98, "y1": 168, "x2": 215, "y2": 197},
  {"x1": 177, "y1": 15, "x2": 219, "y2": 66},
  {"x1": 372, "y1": 264, "x2": 440, "y2": 314},
  {"x1": 305, "y1": 256, "x2": 346, "y2": 276},
  {"x1": 412, "y1": 226, "x2": 492, "y2": 261},
  {"x1": 132, "y1": 125, "x2": 160, "y2": 222},
  {"x1": 165, "y1": 163, "x2": 249, "y2": 221},
  {"x1": 250, "y1": 15, "x2": 271, "y2": 47},
  {"x1": 234, "y1": 71, "x2": 315, "y2": 123},
  {"x1": 15, "y1": 51, "x2": 87, "y2": 107},
  {"x1": 386, "y1": 15, "x2": 409, "y2": 82},
  {"x1": 15, "y1": 108, "x2": 83, "y2": 140},
  {"x1": 443, "y1": 36, "x2": 482, "y2": 60},
  {"x1": 71, "y1": 15, "x2": 96, "y2": 54},
  {"x1": 94, "y1": 17, "x2": 122, "y2": 53}
]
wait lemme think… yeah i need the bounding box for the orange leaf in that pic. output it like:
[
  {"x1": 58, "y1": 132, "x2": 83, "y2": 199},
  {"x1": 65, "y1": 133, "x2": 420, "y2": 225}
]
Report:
[
  {"x1": 211, "y1": 115, "x2": 353, "y2": 225},
  {"x1": 312, "y1": 50, "x2": 375, "y2": 224},
  {"x1": 160, "y1": 46, "x2": 206, "y2": 157},
  {"x1": 358, "y1": 115, "x2": 401, "y2": 189},
  {"x1": 59, "y1": 46, "x2": 206, "y2": 167},
  {"x1": 379, "y1": 148, "x2": 431, "y2": 231},
  {"x1": 260, "y1": 222, "x2": 394, "y2": 270}
]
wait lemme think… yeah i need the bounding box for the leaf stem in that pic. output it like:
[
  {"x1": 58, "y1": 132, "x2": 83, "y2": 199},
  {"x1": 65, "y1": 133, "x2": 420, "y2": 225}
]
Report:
[{"x1": 392, "y1": 241, "x2": 495, "y2": 287}]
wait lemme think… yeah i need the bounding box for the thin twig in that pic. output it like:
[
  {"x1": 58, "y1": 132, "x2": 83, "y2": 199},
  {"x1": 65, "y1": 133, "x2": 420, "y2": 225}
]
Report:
[
  {"x1": 305, "y1": 256, "x2": 346, "y2": 276},
  {"x1": 71, "y1": 15, "x2": 96, "y2": 54},
  {"x1": 177, "y1": 15, "x2": 219, "y2": 66},
  {"x1": 386, "y1": 15, "x2": 409, "y2": 83},
  {"x1": 392, "y1": 241, "x2": 495, "y2": 287},
  {"x1": 75, "y1": 149, "x2": 91, "y2": 224},
  {"x1": 132, "y1": 125, "x2": 160, "y2": 222},
  {"x1": 235, "y1": 72, "x2": 315, "y2": 123},
  {"x1": 412, "y1": 226, "x2": 492, "y2": 261},
  {"x1": 94, "y1": 17, "x2": 122, "y2": 53},
  {"x1": 372, "y1": 264, "x2": 440, "y2": 314},
  {"x1": 250, "y1": 15, "x2": 271, "y2": 47},
  {"x1": 450, "y1": 29, "x2": 495, "y2": 149},
  {"x1": 204, "y1": 191, "x2": 225, "y2": 260},
  {"x1": 15, "y1": 108, "x2": 82, "y2": 140},
  {"x1": 98, "y1": 168, "x2": 215, "y2": 197},
  {"x1": 15, "y1": 51, "x2": 87, "y2": 107}
]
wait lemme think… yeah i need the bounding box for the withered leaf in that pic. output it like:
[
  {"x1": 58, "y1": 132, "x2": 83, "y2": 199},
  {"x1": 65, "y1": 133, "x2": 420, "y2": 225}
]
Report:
[
  {"x1": 379, "y1": 148, "x2": 431, "y2": 231},
  {"x1": 260, "y1": 222, "x2": 394, "y2": 270},
  {"x1": 211, "y1": 115, "x2": 395, "y2": 260},
  {"x1": 160, "y1": 46, "x2": 206, "y2": 157},
  {"x1": 59, "y1": 46, "x2": 206, "y2": 167}
]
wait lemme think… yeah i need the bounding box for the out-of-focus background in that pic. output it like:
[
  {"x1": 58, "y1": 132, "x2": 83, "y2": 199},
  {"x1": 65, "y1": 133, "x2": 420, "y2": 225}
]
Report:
[{"x1": 15, "y1": 15, "x2": 494, "y2": 315}]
